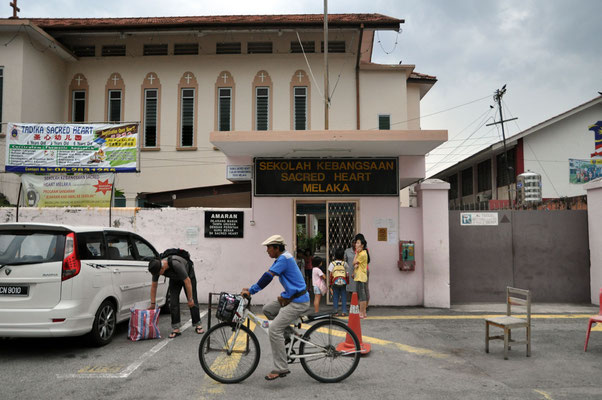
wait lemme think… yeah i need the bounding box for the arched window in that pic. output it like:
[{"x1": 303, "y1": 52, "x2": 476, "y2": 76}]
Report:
[
  {"x1": 69, "y1": 74, "x2": 89, "y2": 122},
  {"x1": 140, "y1": 72, "x2": 161, "y2": 149},
  {"x1": 215, "y1": 71, "x2": 235, "y2": 131},
  {"x1": 178, "y1": 72, "x2": 198, "y2": 149},
  {"x1": 290, "y1": 70, "x2": 311, "y2": 130},
  {"x1": 105, "y1": 73, "x2": 125, "y2": 123},
  {"x1": 252, "y1": 70, "x2": 273, "y2": 131}
]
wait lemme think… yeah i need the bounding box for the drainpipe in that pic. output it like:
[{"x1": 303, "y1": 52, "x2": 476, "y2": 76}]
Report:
[{"x1": 355, "y1": 25, "x2": 364, "y2": 130}]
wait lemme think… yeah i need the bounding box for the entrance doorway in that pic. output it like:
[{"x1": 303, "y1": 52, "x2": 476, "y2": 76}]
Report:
[{"x1": 295, "y1": 200, "x2": 357, "y2": 303}]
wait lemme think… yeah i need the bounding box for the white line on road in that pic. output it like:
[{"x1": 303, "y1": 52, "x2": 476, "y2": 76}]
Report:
[{"x1": 56, "y1": 311, "x2": 207, "y2": 379}]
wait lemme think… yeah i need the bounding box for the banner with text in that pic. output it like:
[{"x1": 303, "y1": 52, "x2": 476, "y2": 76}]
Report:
[
  {"x1": 21, "y1": 173, "x2": 115, "y2": 207},
  {"x1": 254, "y1": 158, "x2": 399, "y2": 196},
  {"x1": 5, "y1": 122, "x2": 139, "y2": 173}
]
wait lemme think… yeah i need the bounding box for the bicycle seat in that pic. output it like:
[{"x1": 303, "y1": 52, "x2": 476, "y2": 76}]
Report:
[{"x1": 301, "y1": 311, "x2": 338, "y2": 323}]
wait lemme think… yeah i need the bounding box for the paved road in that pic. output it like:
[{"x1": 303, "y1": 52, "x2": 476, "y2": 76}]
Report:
[{"x1": 1, "y1": 304, "x2": 601, "y2": 400}]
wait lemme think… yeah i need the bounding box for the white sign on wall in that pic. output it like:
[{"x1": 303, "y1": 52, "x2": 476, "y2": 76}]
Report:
[
  {"x1": 460, "y1": 212, "x2": 498, "y2": 226},
  {"x1": 226, "y1": 165, "x2": 252, "y2": 181}
]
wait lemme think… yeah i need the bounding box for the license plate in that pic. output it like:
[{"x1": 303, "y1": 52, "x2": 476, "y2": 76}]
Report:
[{"x1": 0, "y1": 285, "x2": 29, "y2": 296}]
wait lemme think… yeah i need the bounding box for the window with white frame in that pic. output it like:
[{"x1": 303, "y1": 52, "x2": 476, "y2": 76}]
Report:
[
  {"x1": 143, "y1": 89, "x2": 158, "y2": 147},
  {"x1": 180, "y1": 88, "x2": 195, "y2": 146},
  {"x1": 72, "y1": 90, "x2": 86, "y2": 122},
  {"x1": 378, "y1": 114, "x2": 391, "y2": 130},
  {"x1": 255, "y1": 87, "x2": 269, "y2": 130},
  {"x1": 108, "y1": 90, "x2": 122, "y2": 122},
  {"x1": 293, "y1": 87, "x2": 307, "y2": 130},
  {"x1": 218, "y1": 88, "x2": 232, "y2": 131}
]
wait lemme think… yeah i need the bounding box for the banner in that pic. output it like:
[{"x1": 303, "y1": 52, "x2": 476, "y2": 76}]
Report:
[
  {"x1": 21, "y1": 174, "x2": 115, "y2": 207},
  {"x1": 569, "y1": 158, "x2": 602, "y2": 184},
  {"x1": 5, "y1": 123, "x2": 138, "y2": 173}
]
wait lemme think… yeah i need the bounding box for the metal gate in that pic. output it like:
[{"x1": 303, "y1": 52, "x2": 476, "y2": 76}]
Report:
[{"x1": 326, "y1": 201, "x2": 357, "y2": 264}]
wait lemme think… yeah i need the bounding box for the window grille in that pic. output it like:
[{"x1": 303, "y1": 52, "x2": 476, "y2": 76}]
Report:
[
  {"x1": 477, "y1": 159, "x2": 492, "y2": 192},
  {"x1": 144, "y1": 89, "x2": 158, "y2": 147},
  {"x1": 108, "y1": 90, "x2": 122, "y2": 123},
  {"x1": 248, "y1": 42, "x2": 272, "y2": 54},
  {"x1": 180, "y1": 88, "x2": 195, "y2": 146},
  {"x1": 448, "y1": 174, "x2": 458, "y2": 199},
  {"x1": 294, "y1": 87, "x2": 307, "y2": 130},
  {"x1": 218, "y1": 88, "x2": 232, "y2": 131},
  {"x1": 321, "y1": 41, "x2": 346, "y2": 53},
  {"x1": 72, "y1": 45, "x2": 95, "y2": 57},
  {"x1": 216, "y1": 42, "x2": 241, "y2": 54},
  {"x1": 72, "y1": 90, "x2": 86, "y2": 122},
  {"x1": 291, "y1": 41, "x2": 315, "y2": 53},
  {"x1": 461, "y1": 167, "x2": 473, "y2": 197},
  {"x1": 496, "y1": 149, "x2": 516, "y2": 187},
  {"x1": 174, "y1": 43, "x2": 199, "y2": 55},
  {"x1": 143, "y1": 44, "x2": 168, "y2": 56},
  {"x1": 0, "y1": 68, "x2": 3, "y2": 126},
  {"x1": 378, "y1": 114, "x2": 391, "y2": 130},
  {"x1": 101, "y1": 45, "x2": 126, "y2": 57},
  {"x1": 255, "y1": 87, "x2": 269, "y2": 131}
]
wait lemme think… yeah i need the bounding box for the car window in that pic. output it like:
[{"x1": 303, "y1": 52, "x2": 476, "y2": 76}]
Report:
[
  {"x1": 105, "y1": 234, "x2": 134, "y2": 260},
  {"x1": 132, "y1": 236, "x2": 158, "y2": 260},
  {"x1": 76, "y1": 232, "x2": 106, "y2": 260},
  {"x1": 0, "y1": 231, "x2": 65, "y2": 264}
]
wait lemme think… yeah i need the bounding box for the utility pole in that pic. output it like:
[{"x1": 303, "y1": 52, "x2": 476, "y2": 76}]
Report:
[
  {"x1": 486, "y1": 85, "x2": 517, "y2": 208},
  {"x1": 323, "y1": 0, "x2": 329, "y2": 130}
]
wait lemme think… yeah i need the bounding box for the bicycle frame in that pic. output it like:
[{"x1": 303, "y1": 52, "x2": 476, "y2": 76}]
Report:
[{"x1": 226, "y1": 297, "x2": 351, "y2": 360}]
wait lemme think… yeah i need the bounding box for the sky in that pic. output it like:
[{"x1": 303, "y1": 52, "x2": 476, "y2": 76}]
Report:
[{"x1": 5, "y1": 0, "x2": 602, "y2": 177}]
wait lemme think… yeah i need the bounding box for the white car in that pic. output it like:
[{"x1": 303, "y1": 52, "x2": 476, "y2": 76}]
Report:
[{"x1": 0, "y1": 223, "x2": 168, "y2": 346}]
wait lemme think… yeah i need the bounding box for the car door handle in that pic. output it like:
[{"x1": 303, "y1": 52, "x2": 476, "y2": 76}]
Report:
[{"x1": 112, "y1": 269, "x2": 121, "y2": 274}]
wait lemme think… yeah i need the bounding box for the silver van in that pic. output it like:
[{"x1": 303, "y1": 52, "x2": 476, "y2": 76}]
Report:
[{"x1": 0, "y1": 223, "x2": 168, "y2": 346}]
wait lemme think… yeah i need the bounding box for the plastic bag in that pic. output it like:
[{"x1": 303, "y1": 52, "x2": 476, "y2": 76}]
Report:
[{"x1": 128, "y1": 305, "x2": 161, "y2": 341}]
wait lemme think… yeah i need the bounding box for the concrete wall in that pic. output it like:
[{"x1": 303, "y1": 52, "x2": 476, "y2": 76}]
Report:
[
  {"x1": 0, "y1": 181, "x2": 451, "y2": 307},
  {"x1": 449, "y1": 210, "x2": 590, "y2": 303},
  {"x1": 585, "y1": 178, "x2": 602, "y2": 305}
]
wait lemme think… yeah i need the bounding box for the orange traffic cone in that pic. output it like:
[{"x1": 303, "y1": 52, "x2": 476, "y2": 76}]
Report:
[{"x1": 337, "y1": 292, "x2": 370, "y2": 354}]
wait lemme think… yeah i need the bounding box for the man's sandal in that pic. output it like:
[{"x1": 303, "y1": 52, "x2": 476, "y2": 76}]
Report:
[
  {"x1": 168, "y1": 331, "x2": 182, "y2": 338},
  {"x1": 195, "y1": 326, "x2": 205, "y2": 334},
  {"x1": 265, "y1": 370, "x2": 290, "y2": 381}
]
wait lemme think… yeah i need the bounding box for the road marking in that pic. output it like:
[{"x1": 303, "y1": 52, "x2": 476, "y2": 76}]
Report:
[
  {"x1": 303, "y1": 323, "x2": 449, "y2": 359},
  {"x1": 534, "y1": 389, "x2": 554, "y2": 399},
  {"x1": 592, "y1": 323, "x2": 602, "y2": 332},
  {"x1": 361, "y1": 314, "x2": 593, "y2": 320},
  {"x1": 201, "y1": 320, "x2": 258, "y2": 396},
  {"x1": 57, "y1": 311, "x2": 207, "y2": 379}
]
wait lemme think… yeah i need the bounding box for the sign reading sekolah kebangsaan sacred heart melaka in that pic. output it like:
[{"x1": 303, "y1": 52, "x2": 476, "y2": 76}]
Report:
[
  {"x1": 254, "y1": 158, "x2": 399, "y2": 196},
  {"x1": 5, "y1": 123, "x2": 139, "y2": 173}
]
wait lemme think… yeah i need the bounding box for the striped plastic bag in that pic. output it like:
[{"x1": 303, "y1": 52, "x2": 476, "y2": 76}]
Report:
[{"x1": 128, "y1": 305, "x2": 161, "y2": 341}]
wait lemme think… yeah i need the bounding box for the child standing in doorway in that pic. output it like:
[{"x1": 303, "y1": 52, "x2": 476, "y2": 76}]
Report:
[
  {"x1": 311, "y1": 256, "x2": 327, "y2": 312},
  {"x1": 328, "y1": 248, "x2": 349, "y2": 316}
]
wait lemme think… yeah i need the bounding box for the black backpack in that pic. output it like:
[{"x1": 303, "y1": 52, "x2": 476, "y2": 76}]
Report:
[{"x1": 160, "y1": 248, "x2": 193, "y2": 271}]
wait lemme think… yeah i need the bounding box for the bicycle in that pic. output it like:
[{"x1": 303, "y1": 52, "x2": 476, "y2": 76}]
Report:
[{"x1": 198, "y1": 293, "x2": 361, "y2": 383}]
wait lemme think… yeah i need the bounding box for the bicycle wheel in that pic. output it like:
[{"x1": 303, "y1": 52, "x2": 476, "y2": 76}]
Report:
[
  {"x1": 299, "y1": 318, "x2": 361, "y2": 383},
  {"x1": 198, "y1": 322, "x2": 260, "y2": 384}
]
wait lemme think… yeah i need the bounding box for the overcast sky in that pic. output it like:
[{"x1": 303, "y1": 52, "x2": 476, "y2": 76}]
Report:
[{"x1": 6, "y1": 0, "x2": 602, "y2": 176}]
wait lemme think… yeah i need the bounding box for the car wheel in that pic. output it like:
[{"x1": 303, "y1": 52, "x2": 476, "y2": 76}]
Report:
[{"x1": 88, "y1": 300, "x2": 117, "y2": 347}]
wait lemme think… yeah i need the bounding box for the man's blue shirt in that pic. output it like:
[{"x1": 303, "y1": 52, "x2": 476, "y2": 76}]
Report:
[{"x1": 250, "y1": 251, "x2": 309, "y2": 303}]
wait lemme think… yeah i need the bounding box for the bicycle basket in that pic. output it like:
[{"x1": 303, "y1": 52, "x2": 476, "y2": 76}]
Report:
[{"x1": 216, "y1": 292, "x2": 241, "y2": 322}]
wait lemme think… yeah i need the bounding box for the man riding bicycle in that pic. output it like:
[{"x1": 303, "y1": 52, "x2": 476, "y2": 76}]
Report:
[{"x1": 242, "y1": 234, "x2": 310, "y2": 381}]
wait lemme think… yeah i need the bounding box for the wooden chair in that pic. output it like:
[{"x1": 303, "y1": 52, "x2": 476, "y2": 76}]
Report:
[
  {"x1": 485, "y1": 287, "x2": 531, "y2": 359},
  {"x1": 584, "y1": 288, "x2": 602, "y2": 352}
]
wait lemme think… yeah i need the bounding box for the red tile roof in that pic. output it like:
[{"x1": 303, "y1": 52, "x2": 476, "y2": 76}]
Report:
[
  {"x1": 27, "y1": 14, "x2": 402, "y2": 31},
  {"x1": 409, "y1": 72, "x2": 437, "y2": 82}
]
